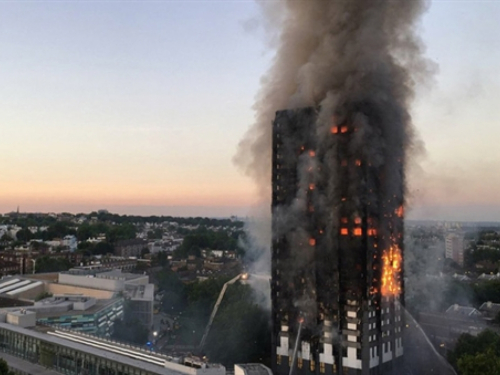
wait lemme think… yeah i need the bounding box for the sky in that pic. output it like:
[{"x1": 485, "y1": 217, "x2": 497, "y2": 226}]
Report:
[{"x1": 0, "y1": 1, "x2": 499, "y2": 221}]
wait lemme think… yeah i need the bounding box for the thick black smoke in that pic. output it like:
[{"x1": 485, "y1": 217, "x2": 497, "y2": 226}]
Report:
[{"x1": 235, "y1": 0, "x2": 433, "y2": 289}]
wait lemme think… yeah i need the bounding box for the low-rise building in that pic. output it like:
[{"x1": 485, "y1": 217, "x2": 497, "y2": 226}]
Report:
[
  {"x1": 34, "y1": 296, "x2": 123, "y2": 336},
  {"x1": 0, "y1": 314, "x2": 226, "y2": 375},
  {"x1": 115, "y1": 239, "x2": 147, "y2": 257}
]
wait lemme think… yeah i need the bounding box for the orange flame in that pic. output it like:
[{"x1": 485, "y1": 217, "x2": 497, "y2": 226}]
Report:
[
  {"x1": 381, "y1": 245, "x2": 402, "y2": 296},
  {"x1": 331, "y1": 126, "x2": 339, "y2": 134},
  {"x1": 309, "y1": 238, "x2": 316, "y2": 246},
  {"x1": 395, "y1": 205, "x2": 404, "y2": 218}
]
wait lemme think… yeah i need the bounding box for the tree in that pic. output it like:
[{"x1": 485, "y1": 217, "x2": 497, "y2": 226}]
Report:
[
  {"x1": 458, "y1": 349, "x2": 500, "y2": 375},
  {"x1": 0, "y1": 233, "x2": 12, "y2": 243},
  {"x1": 111, "y1": 318, "x2": 148, "y2": 346},
  {"x1": 141, "y1": 247, "x2": 150, "y2": 259},
  {"x1": 111, "y1": 301, "x2": 149, "y2": 346},
  {"x1": 15, "y1": 228, "x2": 33, "y2": 242},
  {"x1": 35, "y1": 256, "x2": 72, "y2": 273},
  {"x1": 205, "y1": 283, "x2": 271, "y2": 366},
  {"x1": 0, "y1": 358, "x2": 15, "y2": 375},
  {"x1": 449, "y1": 330, "x2": 500, "y2": 371},
  {"x1": 92, "y1": 242, "x2": 114, "y2": 256},
  {"x1": 157, "y1": 269, "x2": 186, "y2": 313}
]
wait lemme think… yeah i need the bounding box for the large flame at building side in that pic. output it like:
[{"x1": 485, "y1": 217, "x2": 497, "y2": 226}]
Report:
[{"x1": 234, "y1": 1, "x2": 433, "y2": 373}]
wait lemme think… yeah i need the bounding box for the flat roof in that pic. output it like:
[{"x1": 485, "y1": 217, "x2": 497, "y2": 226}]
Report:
[
  {"x1": 0, "y1": 323, "x2": 189, "y2": 375},
  {"x1": 35, "y1": 298, "x2": 121, "y2": 319}
]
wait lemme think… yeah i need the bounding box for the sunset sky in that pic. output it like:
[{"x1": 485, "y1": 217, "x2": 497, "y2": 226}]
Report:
[{"x1": 1, "y1": 1, "x2": 499, "y2": 220}]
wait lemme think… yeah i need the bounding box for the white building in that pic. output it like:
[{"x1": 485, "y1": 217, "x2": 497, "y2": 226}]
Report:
[{"x1": 445, "y1": 232, "x2": 465, "y2": 266}]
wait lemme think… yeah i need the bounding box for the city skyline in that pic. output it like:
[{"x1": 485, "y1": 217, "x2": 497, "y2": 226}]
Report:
[{"x1": 1, "y1": 1, "x2": 499, "y2": 221}]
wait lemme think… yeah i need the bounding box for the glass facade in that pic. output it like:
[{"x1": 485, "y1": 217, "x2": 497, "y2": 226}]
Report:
[
  {"x1": 37, "y1": 299, "x2": 124, "y2": 337},
  {"x1": 0, "y1": 326, "x2": 164, "y2": 375}
]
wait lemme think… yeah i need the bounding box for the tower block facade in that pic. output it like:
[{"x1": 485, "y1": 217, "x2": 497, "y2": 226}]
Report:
[{"x1": 271, "y1": 108, "x2": 404, "y2": 375}]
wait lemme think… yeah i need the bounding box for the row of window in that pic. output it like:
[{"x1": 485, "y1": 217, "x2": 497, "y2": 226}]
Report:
[{"x1": 0, "y1": 328, "x2": 160, "y2": 375}]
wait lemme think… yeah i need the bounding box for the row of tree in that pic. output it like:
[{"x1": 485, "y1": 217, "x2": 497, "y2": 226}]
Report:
[
  {"x1": 154, "y1": 267, "x2": 270, "y2": 366},
  {"x1": 173, "y1": 227, "x2": 244, "y2": 259},
  {"x1": 449, "y1": 330, "x2": 500, "y2": 375}
]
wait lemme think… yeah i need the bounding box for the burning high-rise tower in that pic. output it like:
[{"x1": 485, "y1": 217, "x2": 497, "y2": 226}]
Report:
[
  {"x1": 234, "y1": 1, "x2": 430, "y2": 373},
  {"x1": 271, "y1": 106, "x2": 405, "y2": 375}
]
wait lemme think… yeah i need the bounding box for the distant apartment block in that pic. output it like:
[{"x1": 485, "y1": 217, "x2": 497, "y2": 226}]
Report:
[
  {"x1": 445, "y1": 232, "x2": 465, "y2": 266},
  {"x1": 114, "y1": 239, "x2": 146, "y2": 257}
]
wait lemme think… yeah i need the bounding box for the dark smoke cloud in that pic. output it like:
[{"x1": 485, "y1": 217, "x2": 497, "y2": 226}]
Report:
[
  {"x1": 235, "y1": 1, "x2": 435, "y2": 315},
  {"x1": 235, "y1": 0, "x2": 433, "y2": 199}
]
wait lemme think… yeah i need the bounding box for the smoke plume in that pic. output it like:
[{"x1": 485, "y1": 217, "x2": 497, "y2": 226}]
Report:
[
  {"x1": 236, "y1": 0, "x2": 432, "y2": 190},
  {"x1": 235, "y1": 1, "x2": 434, "y2": 321}
]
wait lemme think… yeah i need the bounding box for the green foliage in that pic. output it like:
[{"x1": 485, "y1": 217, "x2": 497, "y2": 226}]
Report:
[
  {"x1": 92, "y1": 242, "x2": 114, "y2": 256},
  {"x1": 154, "y1": 251, "x2": 169, "y2": 267},
  {"x1": 157, "y1": 269, "x2": 186, "y2": 313},
  {"x1": 15, "y1": 228, "x2": 34, "y2": 241},
  {"x1": 466, "y1": 248, "x2": 500, "y2": 266},
  {"x1": 32, "y1": 221, "x2": 76, "y2": 241},
  {"x1": 111, "y1": 301, "x2": 149, "y2": 345},
  {"x1": 111, "y1": 318, "x2": 149, "y2": 346},
  {"x1": 35, "y1": 256, "x2": 72, "y2": 273},
  {"x1": 35, "y1": 292, "x2": 53, "y2": 301},
  {"x1": 458, "y1": 349, "x2": 500, "y2": 375},
  {"x1": 141, "y1": 247, "x2": 150, "y2": 258},
  {"x1": 174, "y1": 228, "x2": 242, "y2": 259},
  {"x1": 449, "y1": 330, "x2": 500, "y2": 373},
  {"x1": 0, "y1": 358, "x2": 15, "y2": 375},
  {"x1": 0, "y1": 233, "x2": 12, "y2": 242},
  {"x1": 147, "y1": 228, "x2": 163, "y2": 240},
  {"x1": 76, "y1": 222, "x2": 136, "y2": 243},
  {"x1": 107, "y1": 224, "x2": 137, "y2": 243},
  {"x1": 473, "y1": 280, "x2": 500, "y2": 305},
  {"x1": 205, "y1": 283, "x2": 271, "y2": 366}
]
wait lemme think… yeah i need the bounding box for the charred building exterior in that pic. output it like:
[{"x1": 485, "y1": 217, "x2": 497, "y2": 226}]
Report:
[{"x1": 271, "y1": 108, "x2": 404, "y2": 375}]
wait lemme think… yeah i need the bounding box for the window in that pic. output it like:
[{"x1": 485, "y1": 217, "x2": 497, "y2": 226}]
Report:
[
  {"x1": 320, "y1": 362, "x2": 325, "y2": 374},
  {"x1": 310, "y1": 359, "x2": 315, "y2": 371},
  {"x1": 277, "y1": 355, "x2": 281, "y2": 365},
  {"x1": 298, "y1": 358, "x2": 303, "y2": 369}
]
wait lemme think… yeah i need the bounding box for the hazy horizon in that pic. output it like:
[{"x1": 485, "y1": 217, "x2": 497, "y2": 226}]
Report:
[{"x1": 1, "y1": 1, "x2": 499, "y2": 222}]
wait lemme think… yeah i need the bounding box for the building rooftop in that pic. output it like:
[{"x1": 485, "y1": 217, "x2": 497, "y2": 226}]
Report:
[
  {"x1": 97, "y1": 269, "x2": 145, "y2": 281},
  {"x1": 0, "y1": 277, "x2": 43, "y2": 297},
  {"x1": 235, "y1": 364, "x2": 273, "y2": 375},
  {"x1": 35, "y1": 297, "x2": 121, "y2": 319},
  {"x1": 478, "y1": 301, "x2": 500, "y2": 316},
  {"x1": 445, "y1": 304, "x2": 482, "y2": 317},
  {"x1": 126, "y1": 283, "x2": 154, "y2": 301},
  {"x1": 0, "y1": 322, "x2": 224, "y2": 375}
]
